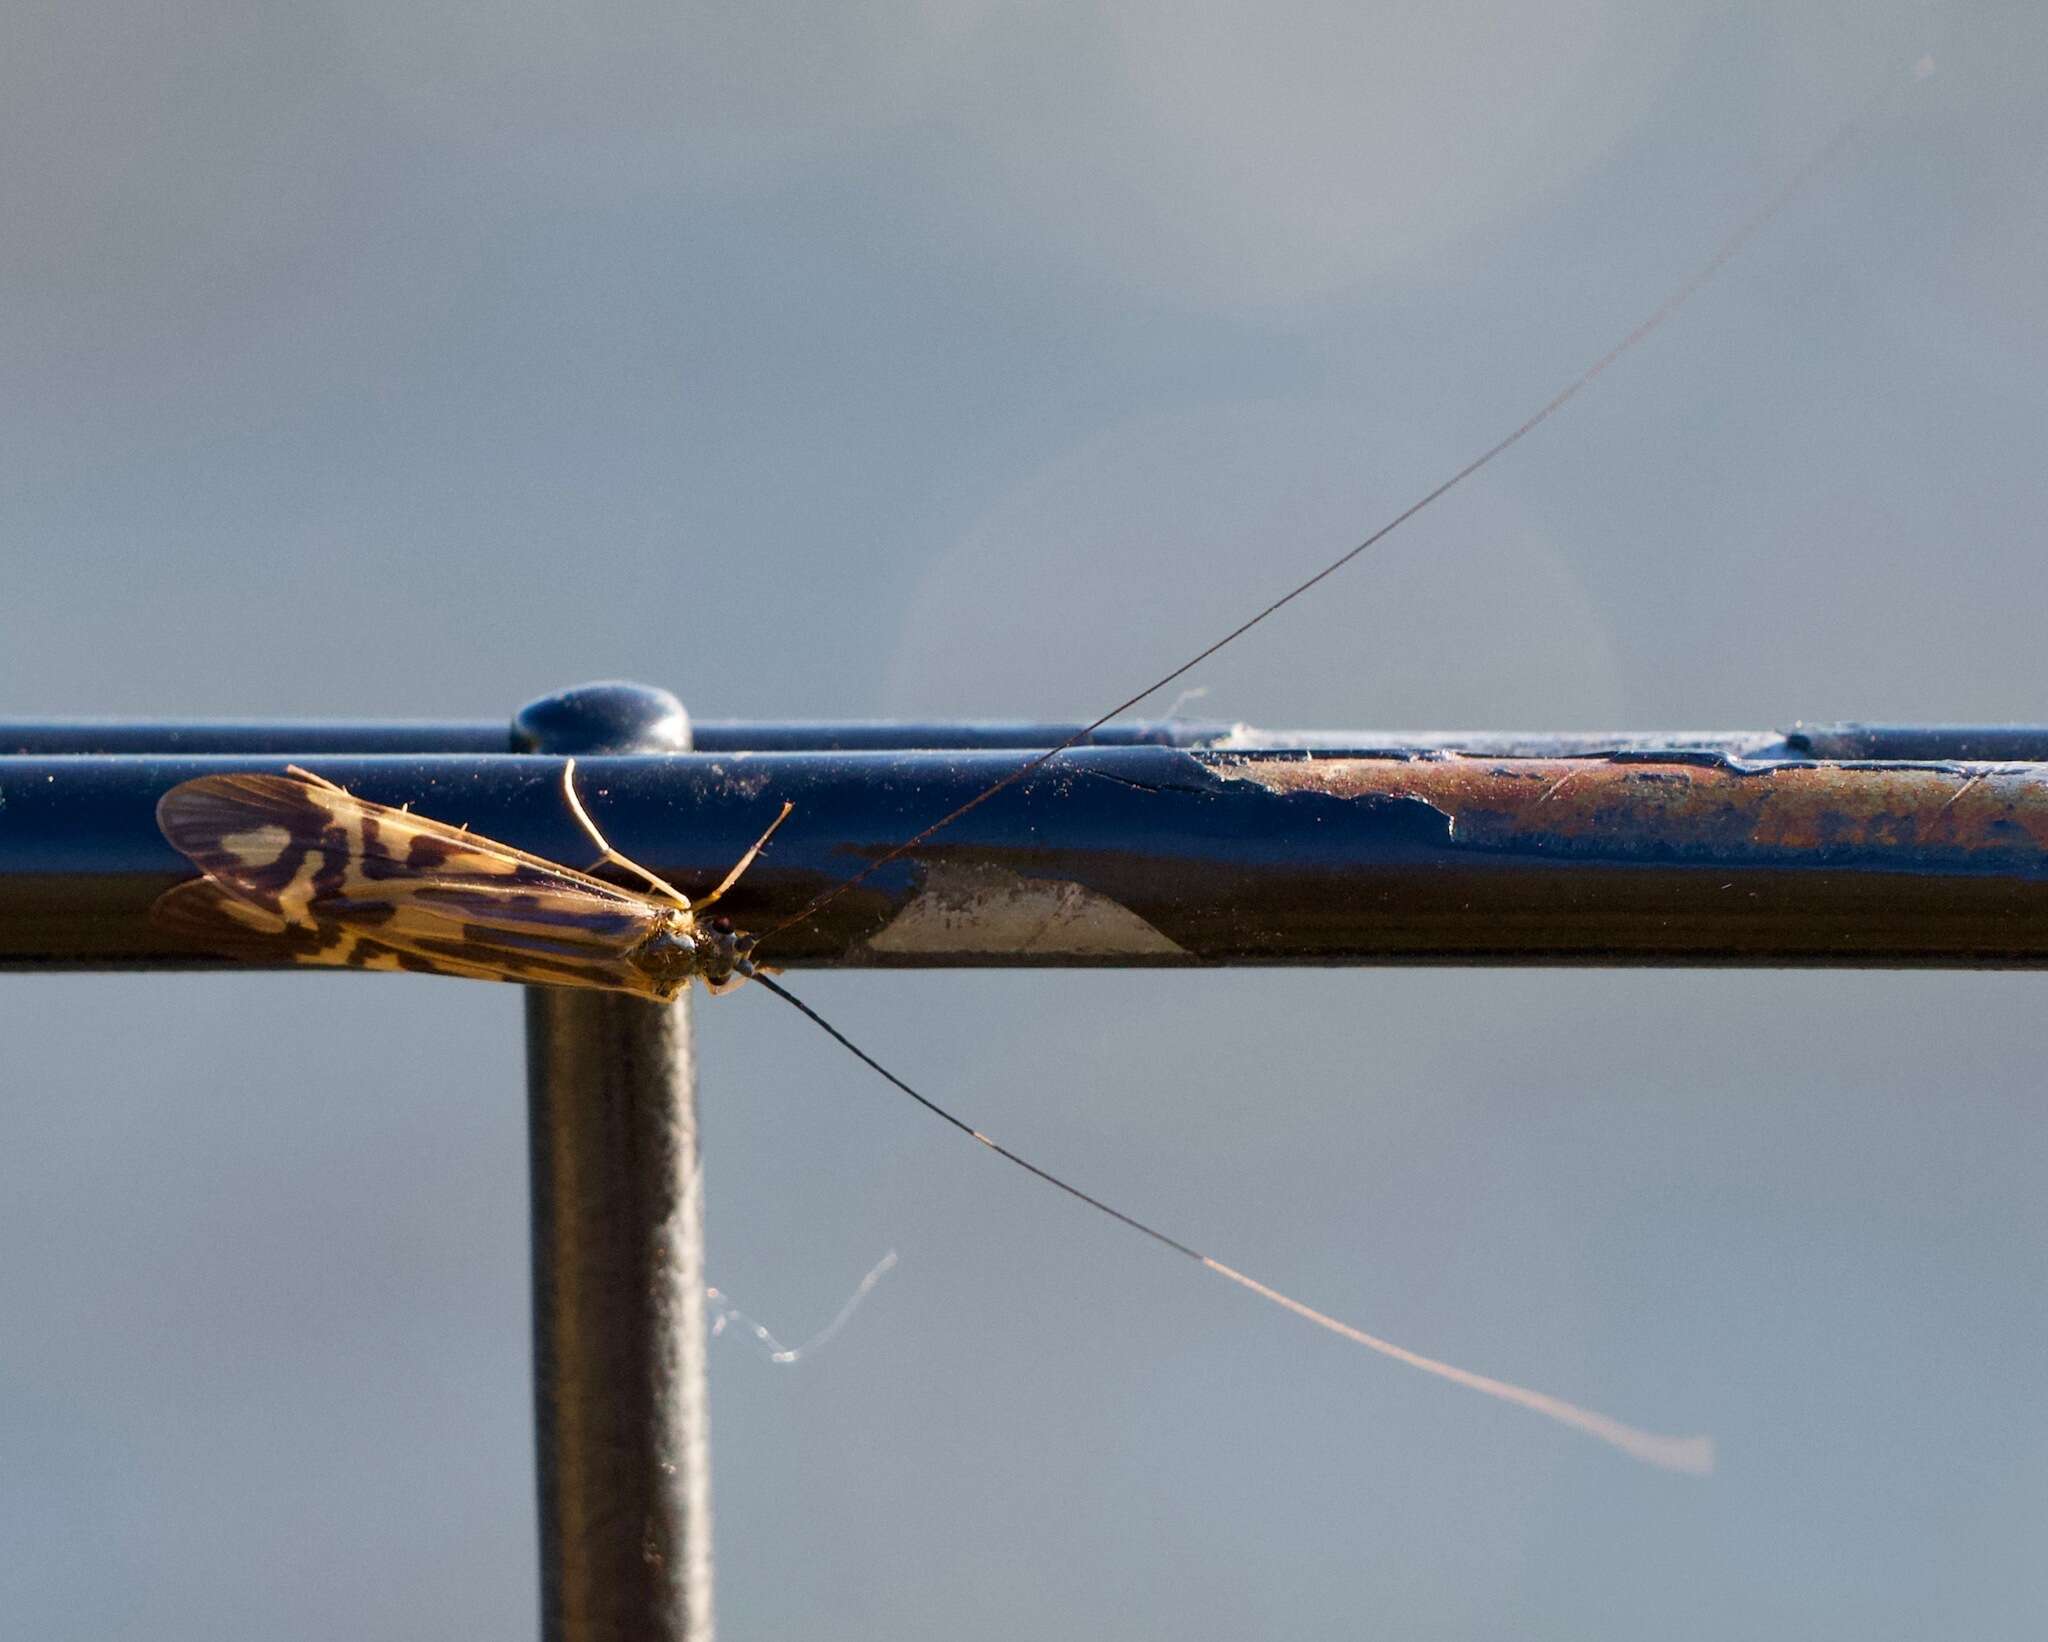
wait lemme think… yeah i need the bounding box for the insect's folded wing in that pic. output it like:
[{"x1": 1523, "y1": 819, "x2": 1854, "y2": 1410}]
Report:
[
  {"x1": 153, "y1": 876, "x2": 290, "y2": 943},
  {"x1": 157, "y1": 774, "x2": 643, "y2": 902},
  {"x1": 312, "y1": 880, "x2": 673, "y2": 991},
  {"x1": 152, "y1": 877, "x2": 524, "y2": 983},
  {"x1": 155, "y1": 773, "x2": 674, "y2": 996}
]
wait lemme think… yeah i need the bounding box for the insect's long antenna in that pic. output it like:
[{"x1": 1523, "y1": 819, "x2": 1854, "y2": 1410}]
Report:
[
  {"x1": 696, "y1": 800, "x2": 796, "y2": 914},
  {"x1": 759, "y1": 64, "x2": 1923, "y2": 951},
  {"x1": 748, "y1": 970, "x2": 1714, "y2": 1474}
]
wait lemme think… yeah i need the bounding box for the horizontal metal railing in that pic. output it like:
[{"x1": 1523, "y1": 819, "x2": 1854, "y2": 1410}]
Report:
[
  {"x1": 15, "y1": 689, "x2": 2048, "y2": 1642},
  {"x1": 7, "y1": 726, "x2": 2048, "y2": 973}
]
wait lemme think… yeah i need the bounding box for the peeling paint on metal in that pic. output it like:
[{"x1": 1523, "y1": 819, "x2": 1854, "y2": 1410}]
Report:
[
  {"x1": 1210, "y1": 753, "x2": 2048, "y2": 869},
  {"x1": 863, "y1": 862, "x2": 1187, "y2": 959}
]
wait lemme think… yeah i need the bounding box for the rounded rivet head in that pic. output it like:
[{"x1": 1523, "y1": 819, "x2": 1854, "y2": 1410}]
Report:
[{"x1": 512, "y1": 682, "x2": 691, "y2": 755}]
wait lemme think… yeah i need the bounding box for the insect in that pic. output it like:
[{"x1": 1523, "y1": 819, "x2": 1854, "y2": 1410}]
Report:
[
  {"x1": 150, "y1": 57, "x2": 1931, "y2": 1486},
  {"x1": 154, "y1": 762, "x2": 1711, "y2": 1475},
  {"x1": 154, "y1": 761, "x2": 791, "y2": 999}
]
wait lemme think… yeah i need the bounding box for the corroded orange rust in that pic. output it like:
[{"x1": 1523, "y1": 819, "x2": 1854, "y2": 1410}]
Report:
[{"x1": 1214, "y1": 755, "x2": 2048, "y2": 863}]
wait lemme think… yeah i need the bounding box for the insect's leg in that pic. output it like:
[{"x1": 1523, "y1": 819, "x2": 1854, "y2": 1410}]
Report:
[
  {"x1": 558, "y1": 758, "x2": 697, "y2": 909},
  {"x1": 693, "y1": 801, "x2": 795, "y2": 913},
  {"x1": 283, "y1": 764, "x2": 346, "y2": 791}
]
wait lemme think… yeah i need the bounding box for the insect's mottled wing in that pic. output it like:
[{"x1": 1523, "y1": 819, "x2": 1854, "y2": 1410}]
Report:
[
  {"x1": 155, "y1": 772, "x2": 677, "y2": 998},
  {"x1": 152, "y1": 876, "x2": 536, "y2": 985}
]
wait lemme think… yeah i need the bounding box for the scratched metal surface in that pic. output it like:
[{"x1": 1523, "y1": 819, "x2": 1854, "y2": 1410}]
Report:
[
  {"x1": 13, "y1": 744, "x2": 2048, "y2": 970},
  {"x1": 2, "y1": 7, "x2": 2044, "y2": 1641}
]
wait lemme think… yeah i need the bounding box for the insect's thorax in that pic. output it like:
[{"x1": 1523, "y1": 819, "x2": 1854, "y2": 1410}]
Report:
[{"x1": 629, "y1": 909, "x2": 752, "y2": 995}]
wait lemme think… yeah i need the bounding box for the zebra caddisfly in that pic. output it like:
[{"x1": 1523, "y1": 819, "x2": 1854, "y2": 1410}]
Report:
[{"x1": 156, "y1": 62, "x2": 1933, "y2": 1475}]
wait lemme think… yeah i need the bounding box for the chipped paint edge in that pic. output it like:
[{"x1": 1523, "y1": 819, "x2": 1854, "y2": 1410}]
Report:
[{"x1": 861, "y1": 861, "x2": 1187, "y2": 959}]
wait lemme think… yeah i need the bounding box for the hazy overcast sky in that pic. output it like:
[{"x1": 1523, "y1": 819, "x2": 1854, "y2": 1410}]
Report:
[{"x1": 4, "y1": 3, "x2": 2046, "y2": 1638}]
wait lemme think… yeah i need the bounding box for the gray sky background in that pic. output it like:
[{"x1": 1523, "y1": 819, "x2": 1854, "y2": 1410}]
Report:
[{"x1": 4, "y1": 2, "x2": 2046, "y2": 1637}]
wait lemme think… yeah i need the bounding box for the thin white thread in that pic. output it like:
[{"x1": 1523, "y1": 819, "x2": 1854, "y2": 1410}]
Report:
[{"x1": 708, "y1": 1250, "x2": 900, "y2": 1365}]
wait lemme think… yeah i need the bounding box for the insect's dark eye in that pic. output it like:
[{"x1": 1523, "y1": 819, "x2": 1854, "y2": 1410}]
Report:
[{"x1": 710, "y1": 915, "x2": 734, "y2": 933}]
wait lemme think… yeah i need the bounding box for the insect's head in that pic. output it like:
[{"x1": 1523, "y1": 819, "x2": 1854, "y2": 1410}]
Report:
[
  {"x1": 726, "y1": 927, "x2": 764, "y2": 981},
  {"x1": 698, "y1": 912, "x2": 759, "y2": 987}
]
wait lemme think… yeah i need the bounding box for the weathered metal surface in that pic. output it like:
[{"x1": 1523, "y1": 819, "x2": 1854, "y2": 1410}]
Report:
[
  {"x1": 862, "y1": 861, "x2": 1188, "y2": 959},
  {"x1": 0, "y1": 716, "x2": 1240, "y2": 757},
  {"x1": 6, "y1": 744, "x2": 2048, "y2": 971},
  {"x1": 1786, "y1": 724, "x2": 2048, "y2": 762},
  {"x1": 1213, "y1": 752, "x2": 2048, "y2": 866}
]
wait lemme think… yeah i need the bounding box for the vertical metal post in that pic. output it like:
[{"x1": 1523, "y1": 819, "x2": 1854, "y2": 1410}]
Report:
[{"x1": 516, "y1": 683, "x2": 713, "y2": 1642}]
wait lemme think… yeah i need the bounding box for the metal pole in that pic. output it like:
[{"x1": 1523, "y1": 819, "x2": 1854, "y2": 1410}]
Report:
[{"x1": 517, "y1": 683, "x2": 713, "y2": 1642}]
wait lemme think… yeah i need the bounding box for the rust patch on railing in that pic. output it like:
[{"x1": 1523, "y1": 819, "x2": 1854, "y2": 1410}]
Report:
[{"x1": 1213, "y1": 754, "x2": 2048, "y2": 869}]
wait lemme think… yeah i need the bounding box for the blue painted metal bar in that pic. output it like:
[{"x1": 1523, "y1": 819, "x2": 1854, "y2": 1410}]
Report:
[
  {"x1": 0, "y1": 716, "x2": 1241, "y2": 756},
  {"x1": 7, "y1": 740, "x2": 2048, "y2": 972}
]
